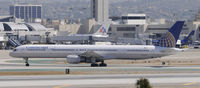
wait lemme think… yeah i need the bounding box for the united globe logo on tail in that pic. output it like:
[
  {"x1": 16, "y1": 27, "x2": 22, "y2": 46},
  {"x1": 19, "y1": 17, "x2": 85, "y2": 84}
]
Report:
[{"x1": 159, "y1": 32, "x2": 176, "y2": 47}]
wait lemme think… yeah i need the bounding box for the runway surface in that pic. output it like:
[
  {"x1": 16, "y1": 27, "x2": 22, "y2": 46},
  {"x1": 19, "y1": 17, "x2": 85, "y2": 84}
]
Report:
[
  {"x1": 1, "y1": 73, "x2": 200, "y2": 88},
  {"x1": 1, "y1": 66, "x2": 200, "y2": 72}
]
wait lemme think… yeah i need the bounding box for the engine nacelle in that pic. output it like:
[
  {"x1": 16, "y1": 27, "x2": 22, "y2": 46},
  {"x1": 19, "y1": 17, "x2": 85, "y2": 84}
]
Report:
[{"x1": 66, "y1": 55, "x2": 81, "y2": 64}]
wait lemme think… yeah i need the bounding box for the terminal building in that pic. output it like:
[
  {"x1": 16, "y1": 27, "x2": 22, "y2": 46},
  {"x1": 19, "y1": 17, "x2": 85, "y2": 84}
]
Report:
[
  {"x1": 56, "y1": 13, "x2": 197, "y2": 45},
  {"x1": 146, "y1": 22, "x2": 193, "y2": 40},
  {"x1": 121, "y1": 14, "x2": 146, "y2": 25},
  {"x1": 0, "y1": 22, "x2": 55, "y2": 49},
  {"x1": 91, "y1": 14, "x2": 198, "y2": 45}
]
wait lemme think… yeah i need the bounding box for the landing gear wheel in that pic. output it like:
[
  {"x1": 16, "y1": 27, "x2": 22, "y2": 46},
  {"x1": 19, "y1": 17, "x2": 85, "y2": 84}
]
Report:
[
  {"x1": 99, "y1": 60, "x2": 107, "y2": 67},
  {"x1": 26, "y1": 63, "x2": 30, "y2": 67},
  {"x1": 91, "y1": 63, "x2": 99, "y2": 67},
  {"x1": 162, "y1": 61, "x2": 166, "y2": 65},
  {"x1": 24, "y1": 58, "x2": 30, "y2": 67},
  {"x1": 99, "y1": 63, "x2": 107, "y2": 67}
]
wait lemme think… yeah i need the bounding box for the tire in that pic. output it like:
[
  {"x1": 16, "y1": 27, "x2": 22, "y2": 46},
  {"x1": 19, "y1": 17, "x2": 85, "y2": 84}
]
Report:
[
  {"x1": 91, "y1": 63, "x2": 98, "y2": 67},
  {"x1": 99, "y1": 63, "x2": 107, "y2": 67},
  {"x1": 26, "y1": 63, "x2": 30, "y2": 67},
  {"x1": 162, "y1": 62, "x2": 166, "y2": 65}
]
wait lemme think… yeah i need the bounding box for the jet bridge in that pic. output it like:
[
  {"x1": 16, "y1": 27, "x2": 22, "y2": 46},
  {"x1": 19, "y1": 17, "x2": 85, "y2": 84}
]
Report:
[{"x1": 8, "y1": 38, "x2": 21, "y2": 47}]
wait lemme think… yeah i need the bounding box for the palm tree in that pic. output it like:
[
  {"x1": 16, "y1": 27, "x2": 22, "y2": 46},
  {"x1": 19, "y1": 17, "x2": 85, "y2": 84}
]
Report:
[{"x1": 136, "y1": 78, "x2": 152, "y2": 88}]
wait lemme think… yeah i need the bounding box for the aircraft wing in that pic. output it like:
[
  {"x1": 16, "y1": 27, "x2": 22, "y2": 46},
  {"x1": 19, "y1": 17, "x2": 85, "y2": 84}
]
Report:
[
  {"x1": 160, "y1": 48, "x2": 183, "y2": 53},
  {"x1": 80, "y1": 51, "x2": 103, "y2": 59}
]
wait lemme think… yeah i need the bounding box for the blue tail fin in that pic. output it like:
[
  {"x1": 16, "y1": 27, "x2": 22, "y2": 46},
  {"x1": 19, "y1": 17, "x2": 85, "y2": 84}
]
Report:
[
  {"x1": 158, "y1": 21, "x2": 185, "y2": 47},
  {"x1": 181, "y1": 30, "x2": 195, "y2": 45}
]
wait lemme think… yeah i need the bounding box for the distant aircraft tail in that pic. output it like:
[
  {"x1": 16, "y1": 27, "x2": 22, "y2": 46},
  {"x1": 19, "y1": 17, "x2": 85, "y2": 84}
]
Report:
[
  {"x1": 157, "y1": 21, "x2": 185, "y2": 47},
  {"x1": 181, "y1": 30, "x2": 195, "y2": 45},
  {"x1": 94, "y1": 21, "x2": 111, "y2": 35}
]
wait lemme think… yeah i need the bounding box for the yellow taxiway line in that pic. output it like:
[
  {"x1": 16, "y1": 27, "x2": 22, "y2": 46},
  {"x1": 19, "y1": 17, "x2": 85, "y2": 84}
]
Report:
[{"x1": 184, "y1": 82, "x2": 197, "y2": 86}]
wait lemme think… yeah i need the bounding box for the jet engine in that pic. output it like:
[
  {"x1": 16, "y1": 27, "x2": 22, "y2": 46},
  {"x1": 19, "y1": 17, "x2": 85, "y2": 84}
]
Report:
[{"x1": 66, "y1": 55, "x2": 81, "y2": 64}]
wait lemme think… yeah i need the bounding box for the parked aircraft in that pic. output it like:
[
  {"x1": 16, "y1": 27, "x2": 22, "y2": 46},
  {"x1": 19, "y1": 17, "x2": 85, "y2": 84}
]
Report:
[{"x1": 181, "y1": 30, "x2": 195, "y2": 45}]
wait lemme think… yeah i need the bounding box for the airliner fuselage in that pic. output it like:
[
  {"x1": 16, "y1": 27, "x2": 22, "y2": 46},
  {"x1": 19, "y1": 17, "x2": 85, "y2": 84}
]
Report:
[{"x1": 10, "y1": 45, "x2": 177, "y2": 60}]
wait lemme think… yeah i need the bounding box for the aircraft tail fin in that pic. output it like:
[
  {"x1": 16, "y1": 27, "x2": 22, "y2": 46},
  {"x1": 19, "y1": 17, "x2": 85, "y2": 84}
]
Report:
[
  {"x1": 181, "y1": 30, "x2": 195, "y2": 45},
  {"x1": 158, "y1": 21, "x2": 185, "y2": 47},
  {"x1": 94, "y1": 21, "x2": 111, "y2": 35}
]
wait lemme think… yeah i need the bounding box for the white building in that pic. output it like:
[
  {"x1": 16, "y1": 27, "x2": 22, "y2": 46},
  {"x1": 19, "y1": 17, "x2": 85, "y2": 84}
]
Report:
[{"x1": 122, "y1": 14, "x2": 146, "y2": 25}]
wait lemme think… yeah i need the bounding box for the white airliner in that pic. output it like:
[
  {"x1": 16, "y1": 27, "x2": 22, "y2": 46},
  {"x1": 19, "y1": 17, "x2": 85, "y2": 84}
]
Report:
[{"x1": 10, "y1": 21, "x2": 185, "y2": 67}]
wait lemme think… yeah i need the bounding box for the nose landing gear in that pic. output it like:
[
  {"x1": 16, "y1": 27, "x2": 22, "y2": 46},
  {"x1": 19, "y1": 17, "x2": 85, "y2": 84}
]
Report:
[{"x1": 24, "y1": 58, "x2": 29, "y2": 67}]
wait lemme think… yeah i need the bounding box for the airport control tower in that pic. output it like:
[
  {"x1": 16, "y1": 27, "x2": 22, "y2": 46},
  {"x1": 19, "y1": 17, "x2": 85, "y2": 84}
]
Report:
[{"x1": 91, "y1": 0, "x2": 109, "y2": 22}]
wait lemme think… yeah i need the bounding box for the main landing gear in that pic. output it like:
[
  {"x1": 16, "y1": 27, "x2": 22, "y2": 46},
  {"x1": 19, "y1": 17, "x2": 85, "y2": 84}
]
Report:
[
  {"x1": 91, "y1": 63, "x2": 99, "y2": 67},
  {"x1": 99, "y1": 61, "x2": 107, "y2": 67},
  {"x1": 24, "y1": 58, "x2": 29, "y2": 67},
  {"x1": 91, "y1": 60, "x2": 107, "y2": 67}
]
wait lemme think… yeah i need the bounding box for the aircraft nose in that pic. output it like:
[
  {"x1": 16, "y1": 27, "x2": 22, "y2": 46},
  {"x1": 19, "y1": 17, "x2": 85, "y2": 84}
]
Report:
[{"x1": 9, "y1": 52, "x2": 15, "y2": 57}]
